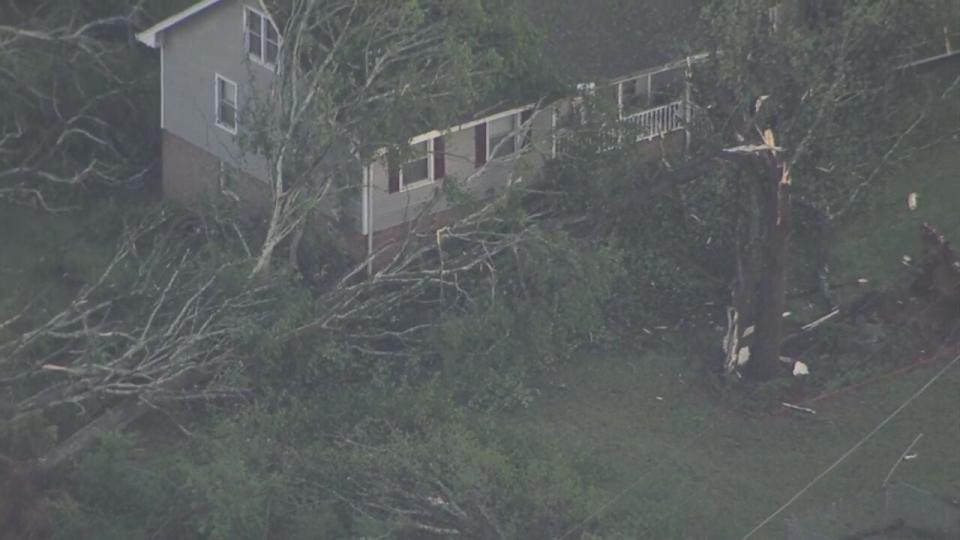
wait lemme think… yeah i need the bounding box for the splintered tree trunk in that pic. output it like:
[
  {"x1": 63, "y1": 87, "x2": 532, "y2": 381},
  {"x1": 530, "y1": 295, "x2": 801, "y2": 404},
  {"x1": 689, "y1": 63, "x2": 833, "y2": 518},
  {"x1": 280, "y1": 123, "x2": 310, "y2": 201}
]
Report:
[
  {"x1": 746, "y1": 163, "x2": 792, "y2": 380},
  {"x1": 724, "y1": 231, "x2": 759, "y2": 374}
]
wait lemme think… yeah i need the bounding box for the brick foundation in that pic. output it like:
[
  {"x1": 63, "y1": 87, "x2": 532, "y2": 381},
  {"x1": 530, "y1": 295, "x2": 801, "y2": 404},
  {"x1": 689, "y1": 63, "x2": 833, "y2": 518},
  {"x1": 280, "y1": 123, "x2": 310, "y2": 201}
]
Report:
[{"x1": 161, "y1": 130, "x2": 269, "y2": 208}]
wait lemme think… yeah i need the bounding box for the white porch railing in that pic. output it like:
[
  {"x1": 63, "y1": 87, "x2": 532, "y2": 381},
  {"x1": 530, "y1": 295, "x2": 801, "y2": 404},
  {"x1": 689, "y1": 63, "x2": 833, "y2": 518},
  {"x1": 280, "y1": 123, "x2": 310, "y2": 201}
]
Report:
[
  {"x1": 554, "y1": 99, "x2": 692, "y2": 155},
  {"x1": 622, "y1": 100, "x2": 686, "y2": 141}
]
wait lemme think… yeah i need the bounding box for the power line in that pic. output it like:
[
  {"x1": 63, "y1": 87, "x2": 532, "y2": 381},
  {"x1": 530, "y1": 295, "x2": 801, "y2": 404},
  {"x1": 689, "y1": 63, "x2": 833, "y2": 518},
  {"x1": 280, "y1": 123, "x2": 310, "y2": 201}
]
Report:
[
  {"x1": 556, "y1": 329, "x2": 959, "y2": 540},
  {"x1": 740, "y1": 350, "x2": 960, "y2": 540}
]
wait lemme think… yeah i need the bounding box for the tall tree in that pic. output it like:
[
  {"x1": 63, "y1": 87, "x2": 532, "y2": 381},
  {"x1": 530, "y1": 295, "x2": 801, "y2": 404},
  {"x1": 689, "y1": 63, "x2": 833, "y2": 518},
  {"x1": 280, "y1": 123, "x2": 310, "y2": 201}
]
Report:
[
  {"x1": 243, "y1": 0, "x2": 542, "y2": 275},
  {"x1": 0, "y1": 0, "x2": 187, "y2": 209},
  {"x1": 0, "y1": 212, "x2": 277, "y2": 472},
  {"x1": 699, "y1": 0, "x2": 948, "y2": 378}
]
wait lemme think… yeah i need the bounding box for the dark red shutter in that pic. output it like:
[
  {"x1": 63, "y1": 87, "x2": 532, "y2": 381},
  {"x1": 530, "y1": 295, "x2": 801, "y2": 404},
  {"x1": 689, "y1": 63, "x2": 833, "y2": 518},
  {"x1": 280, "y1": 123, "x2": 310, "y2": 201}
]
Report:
[
  {"x1": 387, "y1": 152, "x2": 400, "y2": 193},
  {"x1": 521, "y1": 109, "x2": 534, "y2": 148},
  {"x1": 475, "y1": 123, "x2": 487, "y2": 167},
  {"x1": 433, "y1": 136, "x2": 445, "y2": 179}
]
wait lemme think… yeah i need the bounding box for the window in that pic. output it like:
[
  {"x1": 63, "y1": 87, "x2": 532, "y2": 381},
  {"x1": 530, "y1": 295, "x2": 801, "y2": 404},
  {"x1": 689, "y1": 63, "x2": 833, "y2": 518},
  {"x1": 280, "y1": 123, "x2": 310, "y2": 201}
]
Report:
[
  {"x1": 215, "y1": 74, "x2": 238, "y2": 133},
  {"x1": 620, "y1": 76, "x2": 650, "y2": 116},
  {"x1": 245, "y1": 8, "x2": 279, "y2": 67},
  {"x1": 402, "y1": 141, "x2": 431, "y2": 187},
  {"x1": 488, "y1": 114, "x2": 517, "y2": 159},
  {"x1": 388, "y1": 136, "x2": 445, "y2": 192},
  {"x1": 475, "y1": 109, "x2": 534, "y2": 166}
]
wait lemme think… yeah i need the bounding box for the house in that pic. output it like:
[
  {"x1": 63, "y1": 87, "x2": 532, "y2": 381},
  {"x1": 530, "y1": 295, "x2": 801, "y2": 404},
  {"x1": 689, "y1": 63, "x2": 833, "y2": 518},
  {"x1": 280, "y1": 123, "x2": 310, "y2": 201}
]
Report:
[{"x1": 135, "y1": 0, "x2": 701, "y2": 264}]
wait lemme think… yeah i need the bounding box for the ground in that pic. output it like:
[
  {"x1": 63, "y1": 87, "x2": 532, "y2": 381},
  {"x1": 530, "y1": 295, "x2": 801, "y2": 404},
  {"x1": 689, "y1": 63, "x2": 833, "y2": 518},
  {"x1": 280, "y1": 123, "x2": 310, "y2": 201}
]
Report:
[
  {"x1": 832, "y1": 137, "x2": 960, "y2": 295},
  {"x1": 1, "y1": 109, "x2": 958, "y2": 540},
  {"x1": 506, "y1": 140, "x2": 960, "y2": 538},
  {"x1": 509, "y1": 349, "x2": 959, "y2": 538}
]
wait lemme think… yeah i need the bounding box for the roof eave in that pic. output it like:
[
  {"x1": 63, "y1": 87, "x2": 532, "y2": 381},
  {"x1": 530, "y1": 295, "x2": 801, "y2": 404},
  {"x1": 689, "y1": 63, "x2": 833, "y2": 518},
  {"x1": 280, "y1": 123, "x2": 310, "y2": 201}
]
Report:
[
  {"x1": 134, "y1": 29, "x2": 160, "y2": 48},
  {"x1": 135, "y1": 0, "x2": 240, "y2": 49}
]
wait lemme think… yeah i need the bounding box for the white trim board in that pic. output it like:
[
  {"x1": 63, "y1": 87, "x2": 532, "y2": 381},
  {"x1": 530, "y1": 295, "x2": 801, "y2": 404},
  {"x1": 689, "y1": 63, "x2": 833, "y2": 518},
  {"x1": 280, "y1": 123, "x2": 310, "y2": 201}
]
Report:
[
  {"x1": 160, "y1": 45, "x2": 165, "y2": 128},
  {"x1": 136, "y1": 0, "x2": 275, "y2": 48},
  {"x1": 136, "y1": 0, "x2": 226, "y2": 48},
  {"x1": 378, "y1": 103, "x2": 536, "y2": 156}
]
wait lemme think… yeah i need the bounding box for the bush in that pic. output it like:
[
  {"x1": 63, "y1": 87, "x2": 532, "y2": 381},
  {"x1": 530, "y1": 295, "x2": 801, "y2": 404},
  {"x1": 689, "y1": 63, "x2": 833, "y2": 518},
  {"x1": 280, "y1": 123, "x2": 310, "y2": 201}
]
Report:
[
  {"x1": 49, "y1": 431, "x2": 195, "y2": 540},
  {"x1": 434, "y1": 230, "x2": 624, "y2": 408},
  {"x1": 179, "y1": 385, "x2": 606, "y2": 538},
  {"x1": 545, "y1": 134, "x2": 739, "y2": 336}
]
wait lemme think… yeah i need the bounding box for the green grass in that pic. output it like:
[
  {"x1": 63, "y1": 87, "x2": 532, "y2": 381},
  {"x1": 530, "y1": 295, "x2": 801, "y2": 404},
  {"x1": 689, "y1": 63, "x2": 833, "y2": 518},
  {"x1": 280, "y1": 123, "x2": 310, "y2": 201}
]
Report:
[
  {"x1": 832, "y1": 139, "x2": 960, "y2": 295},
  {"x1": 4, "y1": 92, "x2": 957, "y2": 538},
  {"x1": 508, "y1": 350, "x2": 960, "y2": 538},
  {"x1": 505, "y1": 130, "x2": 960, "y2": 538},
  {"x1": 0, "y1": 196, "x2": 150, "y2": 333}
]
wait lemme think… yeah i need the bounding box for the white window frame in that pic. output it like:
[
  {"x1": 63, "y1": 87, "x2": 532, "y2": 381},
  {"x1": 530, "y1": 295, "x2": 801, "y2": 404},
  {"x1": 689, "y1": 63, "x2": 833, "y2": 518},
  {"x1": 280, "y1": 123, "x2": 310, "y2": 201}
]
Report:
[
  {"x1": 399, "y1": 139, "x2": 435, "y2": 192},
  {"x1": 486, "y1": 109, "x2": 535, "y2": 161},
  {"x1": 244, "y1": 7, "x2": 280, "y2": 70},
  {"x1": 215, "y1": 73, "x2": 238, "y2": 134}
]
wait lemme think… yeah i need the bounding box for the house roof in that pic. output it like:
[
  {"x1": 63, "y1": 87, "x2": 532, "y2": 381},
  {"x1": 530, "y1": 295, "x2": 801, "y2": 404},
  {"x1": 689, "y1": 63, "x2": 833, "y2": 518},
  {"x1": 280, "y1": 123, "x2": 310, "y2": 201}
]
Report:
[
  {"x1": 136, "y1": 0, "x2": 281, "y2": 48},
  {"x1": 527, "y1": 0, "x2": 703, "y2": 83},
  {"x1": 136, "y1": 0, "x2": 229, "y2": 48}
]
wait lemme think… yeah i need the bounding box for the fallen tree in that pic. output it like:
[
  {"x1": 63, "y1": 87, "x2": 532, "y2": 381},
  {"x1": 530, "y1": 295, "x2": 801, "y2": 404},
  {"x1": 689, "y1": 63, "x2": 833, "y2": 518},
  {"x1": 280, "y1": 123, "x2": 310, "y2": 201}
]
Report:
[{"x1": 0, "y1": 211, "x2": 279, "y2": 536}]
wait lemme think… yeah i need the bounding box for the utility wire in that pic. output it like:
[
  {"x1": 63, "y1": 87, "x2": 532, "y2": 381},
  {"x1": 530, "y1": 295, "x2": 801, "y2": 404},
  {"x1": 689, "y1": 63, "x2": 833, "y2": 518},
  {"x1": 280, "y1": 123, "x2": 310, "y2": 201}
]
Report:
[
  {"x1": 556, "y1": 320, "x2": 958, "y2": 540},
  {"x1": 740, "y1": 350, "x2": 960, "y2": 540}
]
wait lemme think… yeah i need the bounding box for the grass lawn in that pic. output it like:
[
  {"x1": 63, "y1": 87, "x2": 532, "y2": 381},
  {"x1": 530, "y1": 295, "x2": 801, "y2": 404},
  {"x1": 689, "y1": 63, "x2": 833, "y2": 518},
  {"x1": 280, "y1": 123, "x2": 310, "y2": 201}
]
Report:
[
  {"x1": 506, "y1": 140, "x2": 960, "y2": 538},
  {"x1": 509, "y1": 348, "x2": 959, "y2": 538},
  {"x1": 831, "y1": 134, "x2": 960, "y2": 296}
]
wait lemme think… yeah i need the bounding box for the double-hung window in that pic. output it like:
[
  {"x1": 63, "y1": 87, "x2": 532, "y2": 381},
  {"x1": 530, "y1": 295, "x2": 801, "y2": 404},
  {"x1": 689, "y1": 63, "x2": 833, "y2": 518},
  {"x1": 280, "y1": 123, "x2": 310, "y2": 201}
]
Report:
[
  {"x1": 388, "y1": 137, "x2": 446, "y2": 193},
  {"x1": 488, "y1": 115, "x2": 518, "y2": 160},
  {"x1": 215, "y1": 74, "x2": 238, "y2": 134},
  {"x1": 401, "y1": 141, "x2": 431, "y2": 188},
  {"x1": 475, "y1": 109, "x2": 534, "y2": 167},
  {"x1": 245, "y1": 8, "x2": 279, "y2": 68}
]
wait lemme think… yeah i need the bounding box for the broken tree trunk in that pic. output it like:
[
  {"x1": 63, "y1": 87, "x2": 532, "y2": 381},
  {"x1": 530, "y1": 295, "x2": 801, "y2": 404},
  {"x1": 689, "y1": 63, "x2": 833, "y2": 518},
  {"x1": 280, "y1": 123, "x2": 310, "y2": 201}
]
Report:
[
  {"x1": 35, "y1": 401, "x2": 151, "y2": 475},
  {"x1": 721, "y1": 127, "x2": 793, "y2": 379},
  {"x1": 747, "y1": 160, "x2": 792, "y2": 380},
  {"x1": 723, "y1": 232, "x2": 759, "y2": 374}
]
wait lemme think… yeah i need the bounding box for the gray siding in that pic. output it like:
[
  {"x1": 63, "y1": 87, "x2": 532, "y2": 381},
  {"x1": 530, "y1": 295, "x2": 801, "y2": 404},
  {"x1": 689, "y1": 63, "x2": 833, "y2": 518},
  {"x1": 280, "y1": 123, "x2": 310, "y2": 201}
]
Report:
[
  {"x1": 367, "y1": 107, "x2": 555, "y2": 233},
  {"x1": 155, "y1": 0, "x2": 689, "y2": 243},
  {"x1": 162, "y1": 0, "x2": 274, "y2": 185}
]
